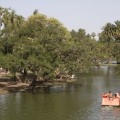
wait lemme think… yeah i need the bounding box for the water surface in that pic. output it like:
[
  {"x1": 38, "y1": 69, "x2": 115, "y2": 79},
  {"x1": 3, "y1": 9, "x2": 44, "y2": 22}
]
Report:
[{"x1": 0, "y1": 65, "x2": 120, "y2": 120}]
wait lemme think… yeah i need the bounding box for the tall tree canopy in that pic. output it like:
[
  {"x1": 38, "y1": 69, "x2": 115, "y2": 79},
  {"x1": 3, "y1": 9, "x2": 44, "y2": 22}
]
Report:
[
  {"x1": 1, "y1": 6, "x2": 120, "y2": 82},
  {"x1": 99, "y1": 21, "x2": 120, "y2": 63}
]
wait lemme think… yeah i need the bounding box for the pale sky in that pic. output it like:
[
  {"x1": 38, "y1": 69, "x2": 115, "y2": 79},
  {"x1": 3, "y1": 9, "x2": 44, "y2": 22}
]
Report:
[{"x1": 0, "y1": 0, "x2": 120, "y2": 35}]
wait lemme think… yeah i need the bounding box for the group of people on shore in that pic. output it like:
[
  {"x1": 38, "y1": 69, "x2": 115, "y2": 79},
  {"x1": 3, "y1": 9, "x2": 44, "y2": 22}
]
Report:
[{"x1": 102, "y1": 91, "x2": 120, "y2": 100}]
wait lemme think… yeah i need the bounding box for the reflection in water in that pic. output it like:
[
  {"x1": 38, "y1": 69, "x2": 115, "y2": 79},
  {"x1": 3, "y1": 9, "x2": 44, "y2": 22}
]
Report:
[
  {"x1": 0, "y1": 65, "x2": 120, "y2": 120},
  {"x1": 100, "y1": 106, "x2": 120, "y2": 120},
  {"x1": 114, "y1": 65, "x2": 120, "y2": 75}
]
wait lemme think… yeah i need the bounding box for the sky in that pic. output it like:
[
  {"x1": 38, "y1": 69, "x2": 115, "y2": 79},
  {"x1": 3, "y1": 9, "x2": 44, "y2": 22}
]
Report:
[{"x1": 0, "y1": 0, "x2": 120, "y2": 35}]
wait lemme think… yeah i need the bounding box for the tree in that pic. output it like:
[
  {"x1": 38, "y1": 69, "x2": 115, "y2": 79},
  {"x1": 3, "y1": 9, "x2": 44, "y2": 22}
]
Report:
[
  {"x1": 99, "y1": 21, "x2": 120, "y2": 63},
  {"x1": 33, "y1": 9, "x2": 39, "y2": 15},
  {"x1": 0, "y1": 7, "x2": 24, "y2": 81},
  {"x1": 99, "y1": 23, "x2": 115, "y2": 63},
  {"x1": 0, "y1": 7, "x2": 24, "y2": 54},
  {"x1": 12, "y1": 13, "x2": 71, "y2": 81},
  {"x1": 114, "y1": 20, "x2": 120, "y2": 41},
  {"x1": 70, "y1": 29, "x2": 98, "y2": 73},
  {"x1": 91, "y1": 32, "x2": 96, "y2": 39},
  {"x1": 101, "y1": 23, "x2": 115, "y2": 45},
  {"x1": 113, "y1": 43, "x2": 120, "y2": 63},
  {"x1": 113, "y1": 20, "x2": 120, "y2": 63}
]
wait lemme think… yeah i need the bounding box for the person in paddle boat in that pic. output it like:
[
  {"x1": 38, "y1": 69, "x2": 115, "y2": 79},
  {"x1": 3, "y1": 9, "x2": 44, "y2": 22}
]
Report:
[
  {"x1": 102, "y1": 92, "x2": 107, "y2": 97},
  {"x1": 113, "y1": 93, "x2": 118, "y2": 99},
  {"x1": 116, "y1": 91, "x2": 120, "y2": 98},
  {"x1": 102, "y1": 91, "x2": 112, "y2": 100}
]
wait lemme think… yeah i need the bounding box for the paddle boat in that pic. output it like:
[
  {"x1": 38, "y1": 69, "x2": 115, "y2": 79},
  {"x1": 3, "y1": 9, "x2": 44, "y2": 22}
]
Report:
[{"x1": 101, "y1": 95, "x2": 120, "y2": 106}]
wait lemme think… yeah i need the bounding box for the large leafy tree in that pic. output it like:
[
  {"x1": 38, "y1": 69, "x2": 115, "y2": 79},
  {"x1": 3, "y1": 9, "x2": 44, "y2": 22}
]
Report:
[
  {"x1": 0, "y1": 7, "x2": 24, "y2": 81},
  {"x1": 2, "y1": 6, "x2": 117, "y2": 83},
  {"x1": 0, "y1": 7, "x2": 24, "y2": 54},
  {"x1": 70, "y1": 29, "x2": 97, "y2": 72},
  {"x1": 99, "y1": 21, "x2": 120, "y2": 63},
  {"x1": 13, "y1": 13, "x2": 71, "y2": 81}
]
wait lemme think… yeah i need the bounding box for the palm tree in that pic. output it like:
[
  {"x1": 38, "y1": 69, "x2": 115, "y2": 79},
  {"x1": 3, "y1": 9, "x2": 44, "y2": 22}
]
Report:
[
  {"x1": 114, "y1": 20, "x2": 120, "y2": 41},
  {"x1": 100, "y1": 23, "x2": 115, "y2": 63},
  {"x1": 102, "y1": 23, "x2": 115, "y2": 45},
  {"x1": 113, "y1": 21, "x2": 120, "y2": 63}
]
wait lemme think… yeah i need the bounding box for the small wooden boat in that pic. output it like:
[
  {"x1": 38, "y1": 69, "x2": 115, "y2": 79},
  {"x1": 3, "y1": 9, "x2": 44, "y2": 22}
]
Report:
[{"x1": 101, "y1": 95, "x2": 120, "y2": 106}]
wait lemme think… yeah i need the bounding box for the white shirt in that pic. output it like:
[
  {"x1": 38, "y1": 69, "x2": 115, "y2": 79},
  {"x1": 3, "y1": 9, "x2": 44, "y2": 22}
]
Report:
[{"x1": 116, "y1": 93, "x2": 120, "y2": 98}]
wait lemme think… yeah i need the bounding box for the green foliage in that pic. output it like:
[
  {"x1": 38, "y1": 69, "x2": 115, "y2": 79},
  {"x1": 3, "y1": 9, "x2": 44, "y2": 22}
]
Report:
[
  {"x1": 11, "y1": 13, "x2": 71, "y2": 80},
  {"x1": 70, "y1": 29, "x2": 97, "y2": 73},
  {"x1": 1, "y1": 6, "x2": 120, "y2": 82},
  {"x1": 99, "y1": 20, "x2": 120, "y2": 63}
]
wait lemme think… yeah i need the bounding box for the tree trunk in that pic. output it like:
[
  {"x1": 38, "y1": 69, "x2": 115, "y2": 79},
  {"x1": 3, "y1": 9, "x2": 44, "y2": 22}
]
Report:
[
  {"x1": 22, "y1": 69, "x2": 27, "y2": 82},
  {"x1": 13, "y1": 74, "x2": 16, "y2": 82}
]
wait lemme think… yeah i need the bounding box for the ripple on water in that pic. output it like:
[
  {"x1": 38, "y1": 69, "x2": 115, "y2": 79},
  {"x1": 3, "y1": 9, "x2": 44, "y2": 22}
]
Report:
[
  {"x1": 70, "y1": 98, "x2": 120, "y2": 120},
  {"x1": 0, "y1": 94, "x2": 9, "y2": 120}
]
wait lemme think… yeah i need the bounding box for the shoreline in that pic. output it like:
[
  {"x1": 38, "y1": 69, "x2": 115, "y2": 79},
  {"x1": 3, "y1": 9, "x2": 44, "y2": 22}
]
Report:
[
  {"x1": 0, "y1": 88, "x2": 8, "y2": 94},
  {"x1": 0, "y1": 79, "x2": 76, "y2": 95},
  {"x1": 0, "y1": 82, "x2": 29, "y2": 95}
]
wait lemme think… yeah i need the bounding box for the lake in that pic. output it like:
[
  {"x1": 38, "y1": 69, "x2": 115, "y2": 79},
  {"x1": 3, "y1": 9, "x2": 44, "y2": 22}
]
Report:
[{"x1": 0, "y1": 65, "x2": 120, "y2": 120}]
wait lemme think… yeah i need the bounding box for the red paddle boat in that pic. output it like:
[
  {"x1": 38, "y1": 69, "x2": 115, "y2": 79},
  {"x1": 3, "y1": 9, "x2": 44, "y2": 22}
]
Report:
[{"x1": 101, "y1": 95, "x2": 120, "y2": 106}]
